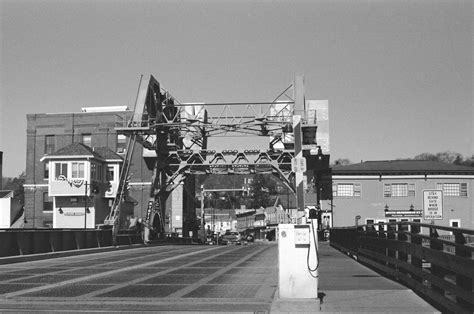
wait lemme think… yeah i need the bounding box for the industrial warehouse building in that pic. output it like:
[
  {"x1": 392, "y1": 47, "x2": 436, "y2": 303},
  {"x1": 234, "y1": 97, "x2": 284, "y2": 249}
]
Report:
[{"x1": 328, "y1": 160, "x2": 474, "y2": 233}]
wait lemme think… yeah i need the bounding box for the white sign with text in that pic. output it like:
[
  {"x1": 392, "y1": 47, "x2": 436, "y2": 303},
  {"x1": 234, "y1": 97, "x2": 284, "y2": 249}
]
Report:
[{"x1": 423, "y1": 190, "x2": 443, "y2": 220}]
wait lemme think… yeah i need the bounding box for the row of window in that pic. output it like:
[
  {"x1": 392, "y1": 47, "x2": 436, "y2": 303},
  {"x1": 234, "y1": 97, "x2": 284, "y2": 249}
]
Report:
[
  {"x1": 365, "y1": 218, "x2": 461, "y2": 230},
  {"x1": 44, "y1": 161, "x2": 115, "y2": 181},
  {"x1": 333, "y1": 182, "x2": 468, "y2": 198},
  {"x1": 44, "y1": 134, "x2": 127, "y2": 155}
]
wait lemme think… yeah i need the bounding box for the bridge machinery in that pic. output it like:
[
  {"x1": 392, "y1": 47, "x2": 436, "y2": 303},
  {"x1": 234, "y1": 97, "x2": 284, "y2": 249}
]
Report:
[{"x1": 103, "y1": 74, "x2": 326, "y2": 247}]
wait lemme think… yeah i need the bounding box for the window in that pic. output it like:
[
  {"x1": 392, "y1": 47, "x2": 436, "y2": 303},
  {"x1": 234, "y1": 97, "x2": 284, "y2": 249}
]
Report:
[
  {"x1": 91, "y1": 163, "x2": 96, "y2": 179},
  {"x1": 107, "y1": 165, "x2": 115, "y2": 181},
  {"x1": 71, "y1": 162, "x2": 85, "y2": 179},
  {"x1": 449, "y1": 219, "x2": 460, "y2": 228},
  {"x1": 449, "y1": 219, "x2": 461, "y2": 235},
  {"x1": 43, "y1": 192, "x2": 53, "y2": 212},
  {"x1": 91, "y1": 162, "x2": 104, "y2": 181},
  {"x1": 333, "y1": 183, "x2": 361, "y2": 197},
  {"x1": 117, "y1": 134, "x2": 127, "y2": 153},
  {"x1": 44, "y1": 163, "x2": 49, "y2": 180},
  {"x1": 375, "y1": 219, "x2": 385, "y2": 231},
  {"x1": 387, "y1": 219, "x2": 397, "y2": 231},
  {"x1": 400, "y1": 219, "x2": 409, "y2": 232},
  {"x1": 45, "y1": 135, "x2": 55, "y2": 154},
  {"x1": 436, "y1": 183, "x2": 467, "y2": 197},
  {"x1": 384, "y1": 183, "x2": 415, "y2": 197},
  {"x1": 82, "y1": 134, "x2": 92, "y2": 147},
  {"x1": 365, "y1": 219, "x2": 375, "y2": 230},
  {"x1": 97, "y1": 164, "x2": 103, "y2": 181},
  {"x1": 54, "y1": 162, "x2": 68, "y2": 180}
]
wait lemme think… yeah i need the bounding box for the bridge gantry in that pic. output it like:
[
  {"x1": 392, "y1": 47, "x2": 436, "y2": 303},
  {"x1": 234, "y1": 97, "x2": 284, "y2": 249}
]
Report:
[{"x1": 105, "y1": 74, "x2": 325, "y2": 242}]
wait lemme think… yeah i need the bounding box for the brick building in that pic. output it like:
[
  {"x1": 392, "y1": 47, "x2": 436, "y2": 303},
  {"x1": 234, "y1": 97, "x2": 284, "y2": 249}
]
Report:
[
  {"x1": 23, "y1": 106, "x2": 188, "y2": 231},
  {"x1": 328, "y1": 160, "x2": 474, "y2": 233}
]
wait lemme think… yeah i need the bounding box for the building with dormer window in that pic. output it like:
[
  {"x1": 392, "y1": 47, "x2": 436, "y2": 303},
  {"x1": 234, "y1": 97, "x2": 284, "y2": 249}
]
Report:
[{"x1": 40, "y1": 143, "x2": 128, "y2": 229}]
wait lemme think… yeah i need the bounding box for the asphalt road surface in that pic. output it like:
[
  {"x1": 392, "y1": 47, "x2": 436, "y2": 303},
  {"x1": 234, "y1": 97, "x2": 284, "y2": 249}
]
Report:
[{"x1": 0, "y1": 243, "x2": 278, "y2": 313}]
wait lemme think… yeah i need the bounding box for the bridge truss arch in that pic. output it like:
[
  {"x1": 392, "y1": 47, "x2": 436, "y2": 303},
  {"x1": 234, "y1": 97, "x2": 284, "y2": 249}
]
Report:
[{"x1": 106, "y1": 74, "x2": 326, "y2": 242}]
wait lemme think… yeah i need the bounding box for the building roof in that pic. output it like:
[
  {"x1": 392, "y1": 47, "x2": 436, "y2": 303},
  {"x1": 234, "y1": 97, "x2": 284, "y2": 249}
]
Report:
[
  {"x1": 81, "y1": 106, "x2": 128, "y2": 112},
  {"x1": 93, "y1": 147, "x2": 123, "y2": 162},
  {"x1": 333, "y1": 160, "x2": 474, "y2": 175},
  {"x1": 0, "y1": 190, "x2": 14, "y2": 198},
  {"x1": 41, "y1": 143, "x2": 123, "y2": 162}
]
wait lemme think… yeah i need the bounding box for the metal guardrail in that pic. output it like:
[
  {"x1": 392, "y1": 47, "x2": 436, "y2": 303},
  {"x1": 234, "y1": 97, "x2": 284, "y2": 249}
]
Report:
[
  {"x1": 330, "y1": 222, "x2": 474, "y2": 314},
  {"x1": 0, "y1": 229, "x2": 143, "y2": 258}
]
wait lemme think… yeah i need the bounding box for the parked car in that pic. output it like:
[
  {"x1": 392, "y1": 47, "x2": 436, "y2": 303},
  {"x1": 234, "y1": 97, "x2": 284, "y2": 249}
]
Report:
[
  {"x1": 246, "y1": 234, "x2": 254, "y2": 242},
  {"x1": 221, "y1": 231, "x2": 239, "y2": 244},
  {"x1": 206, "y1": 233, "x2": 224, "y2": 245}
]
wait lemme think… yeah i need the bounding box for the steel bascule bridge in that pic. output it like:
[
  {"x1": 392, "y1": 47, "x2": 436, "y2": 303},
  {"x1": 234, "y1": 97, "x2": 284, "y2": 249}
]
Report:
[{"x1": 102, "y1": 74, "x2": 329, "y2": 242}]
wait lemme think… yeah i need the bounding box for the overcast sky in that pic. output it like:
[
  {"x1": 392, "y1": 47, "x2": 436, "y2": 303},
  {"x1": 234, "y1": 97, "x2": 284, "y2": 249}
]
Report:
[{"x1": 0, "y1": 0, "x2": 472, "y2": 177}]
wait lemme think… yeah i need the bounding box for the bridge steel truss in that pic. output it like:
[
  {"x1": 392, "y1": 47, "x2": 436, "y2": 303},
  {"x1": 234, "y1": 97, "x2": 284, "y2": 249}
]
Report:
[{"x1": 110, "y1": 74, "x2": 320, "y2": 241}]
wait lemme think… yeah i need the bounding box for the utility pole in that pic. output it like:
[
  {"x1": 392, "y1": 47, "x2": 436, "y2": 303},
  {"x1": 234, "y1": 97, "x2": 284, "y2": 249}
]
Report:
[{"x1": 84, "y1": 181, "x2": 88, "y2": 229}]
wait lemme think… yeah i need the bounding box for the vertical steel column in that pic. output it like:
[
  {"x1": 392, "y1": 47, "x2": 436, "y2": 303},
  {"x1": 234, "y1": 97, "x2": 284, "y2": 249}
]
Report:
[
  {"x1": 293, "y1": 74, "x2": 306, "y2": 213},
  {"x1": 200, "y1": 185, "x2": 205, "y2": 242}
]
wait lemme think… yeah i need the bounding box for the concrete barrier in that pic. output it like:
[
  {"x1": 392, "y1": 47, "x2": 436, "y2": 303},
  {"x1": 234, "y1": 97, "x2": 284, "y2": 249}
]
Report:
[
  {"x1": 0, "y1": 232, "x2": 19, "y2": 256},
  {"x1": 33, "y1": 231, "x2": 50, "y2": 254},
  {"x1": 49, "y1": 231, "x2": 62, "y2": 252},
  {"x1": 0, "y1": 229, "x2": 115, "y2": 257},
  {"x1": 62, "y1": 231, "x2": 76, "y2": 251},
  {"x1": 16, "y1": 232, "x2": 34, "y2": 255}
]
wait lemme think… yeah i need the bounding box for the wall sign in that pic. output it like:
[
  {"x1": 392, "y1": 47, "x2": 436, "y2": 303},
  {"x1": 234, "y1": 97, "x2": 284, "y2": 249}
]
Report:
[
  {"x1": 385, "y1": 210, "x2": 422, "y2": 218},
  {"x1": 423, "y1": 190, "x2": 443, "y2": 220}
]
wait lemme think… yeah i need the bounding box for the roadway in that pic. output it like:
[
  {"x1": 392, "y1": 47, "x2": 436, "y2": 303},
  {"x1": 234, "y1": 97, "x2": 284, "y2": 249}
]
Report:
[
  {"x1": 0, "y1": 241, "x2": 437, "y2": 313},
  {"x1": 0, "y1": 243, "x2": 277, "y2": 312}
]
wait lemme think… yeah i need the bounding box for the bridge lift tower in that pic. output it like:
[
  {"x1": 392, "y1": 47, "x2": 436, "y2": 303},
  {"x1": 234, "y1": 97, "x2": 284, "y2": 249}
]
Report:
[{"x1": 102, "y1": 74, "x2": 329, "y2": 243}]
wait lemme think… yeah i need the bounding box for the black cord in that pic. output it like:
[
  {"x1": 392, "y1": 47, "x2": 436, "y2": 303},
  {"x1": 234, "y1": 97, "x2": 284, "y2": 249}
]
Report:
[{"x1": 307, "y1": 221, "x2": 320, "y2": 278}]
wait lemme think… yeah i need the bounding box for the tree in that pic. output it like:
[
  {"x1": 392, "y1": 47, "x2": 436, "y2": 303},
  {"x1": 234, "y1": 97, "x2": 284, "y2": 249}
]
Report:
[
  {"x1": 459, "y1": 155, "x2": 474, "y2": 167},
  {"x1": 453, "y1": 155, "x2": 463, "y2": 165},
  {"x1": 414, "y1": 151, "x2": 463, "y2": 164},
  {"x1": 332, "y1": 158, "x2": 351, "y2": 166},
  {"x1": 414, "y1": 153, "x2": 438, "y2": 161},
  {"x1": 2, "y1": 172, "x2": 26, "y2": 204},
  {"x1": 248, "y1": 174, "x2": 278, "y2": 209}
]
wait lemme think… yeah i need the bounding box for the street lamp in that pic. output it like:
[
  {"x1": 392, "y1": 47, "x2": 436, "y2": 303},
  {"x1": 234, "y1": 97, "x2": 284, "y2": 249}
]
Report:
[{"x1": 355, "y1": 215, "x2": 361, "y2": 227}]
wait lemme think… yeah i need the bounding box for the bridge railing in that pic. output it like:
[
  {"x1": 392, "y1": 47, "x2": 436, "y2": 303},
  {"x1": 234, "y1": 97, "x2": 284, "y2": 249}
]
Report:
[
  {"x1": 0, "y1": 229, "x2": 143, "y2": 259},
  {"x1": 330, "y1": 222, "x2": 474, "y2": 314}
]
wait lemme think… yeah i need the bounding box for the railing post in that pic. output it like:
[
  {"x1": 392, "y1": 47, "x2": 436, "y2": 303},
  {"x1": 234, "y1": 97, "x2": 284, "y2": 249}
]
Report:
[
  {"x1": 429, "y1": 226, "x2": 445, "y2": 297},
  {"x1": 365, "y1": 224, "x2": 377, "y2": 262},
  {"x1": 397, "y1": 222, "x2": 408, "y2": 274},
  {"x1": 410, "y1": 224, "x2": 422, "y2": 283},
  {"x1": 377, "y1": 223, "x2": 387, "y2": 265},
  {"x1": 454, "y1": 231, "x2": 473, "y2": 311},
  {"x1": 386, "y1": 222, "x2": 396, "y2": 270}
]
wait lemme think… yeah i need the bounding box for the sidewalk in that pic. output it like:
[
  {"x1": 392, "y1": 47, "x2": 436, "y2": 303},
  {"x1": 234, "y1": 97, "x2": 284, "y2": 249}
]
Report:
[{"x1": 272, "y1": 241, "x2": 438, "y2": 313}]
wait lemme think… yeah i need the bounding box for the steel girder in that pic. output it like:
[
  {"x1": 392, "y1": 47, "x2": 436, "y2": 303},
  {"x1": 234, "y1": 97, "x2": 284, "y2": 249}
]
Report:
[{"x1": 115, "y1": 74, "x2": 311, "y2": 239}]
